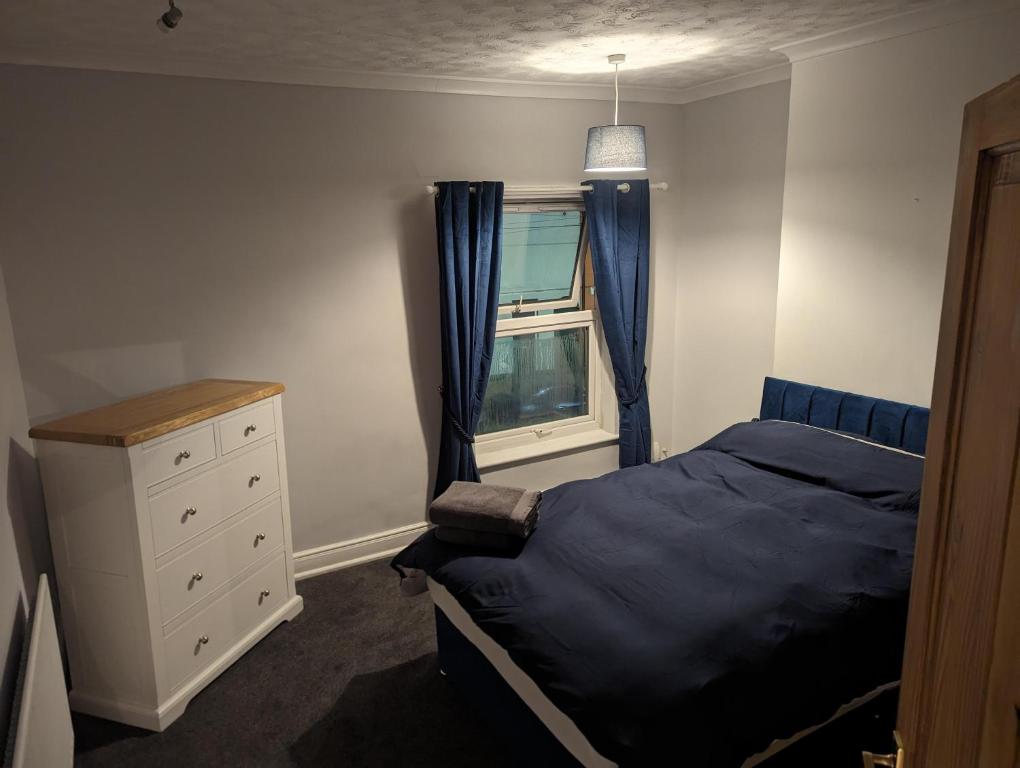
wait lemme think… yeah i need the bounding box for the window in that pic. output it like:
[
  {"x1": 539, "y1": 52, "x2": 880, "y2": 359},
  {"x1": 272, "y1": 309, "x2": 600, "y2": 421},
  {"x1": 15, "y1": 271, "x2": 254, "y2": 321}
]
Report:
[
  {"x1": 479, "y1": 323, "x2": 590, "y2": 434},
  {"x1": 499, "y1": 209, "x2": 583, "y2": 312},
  {"x1": 476, "y1": 200, "x2": 615, "y2": 463}
]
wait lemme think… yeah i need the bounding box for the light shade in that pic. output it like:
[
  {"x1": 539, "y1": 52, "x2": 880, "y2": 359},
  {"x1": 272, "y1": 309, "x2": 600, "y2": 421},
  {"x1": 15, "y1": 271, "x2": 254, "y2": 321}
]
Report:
[{"x1": 584, "y1": 125, "x2": 647, "y2": 172}]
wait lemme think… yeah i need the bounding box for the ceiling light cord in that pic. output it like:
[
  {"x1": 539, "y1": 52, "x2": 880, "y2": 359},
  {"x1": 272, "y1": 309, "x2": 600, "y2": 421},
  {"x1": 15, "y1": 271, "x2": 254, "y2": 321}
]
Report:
[{"x1": 614, "y1": 62, "x2": 619, "y2": 126}]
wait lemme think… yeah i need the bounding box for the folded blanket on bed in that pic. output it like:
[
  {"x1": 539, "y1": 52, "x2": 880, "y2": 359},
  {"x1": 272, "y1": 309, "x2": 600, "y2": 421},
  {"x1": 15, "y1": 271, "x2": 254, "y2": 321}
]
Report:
[{"x1": 428, "y1": 481, "x2": 540, "y2": 538}]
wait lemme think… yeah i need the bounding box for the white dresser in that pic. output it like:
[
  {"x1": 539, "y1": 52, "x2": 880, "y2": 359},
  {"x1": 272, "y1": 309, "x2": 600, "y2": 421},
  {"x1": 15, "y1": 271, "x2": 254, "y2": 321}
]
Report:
[{"x1": 30, "y1": 379, "x2": 303, "y2": 731}]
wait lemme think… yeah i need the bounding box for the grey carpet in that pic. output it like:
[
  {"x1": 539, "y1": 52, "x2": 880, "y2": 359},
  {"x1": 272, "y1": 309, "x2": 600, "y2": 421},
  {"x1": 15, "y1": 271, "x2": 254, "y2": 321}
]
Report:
[{"x1": 73, "y1": 559, "x2": 897, "y2": 767}]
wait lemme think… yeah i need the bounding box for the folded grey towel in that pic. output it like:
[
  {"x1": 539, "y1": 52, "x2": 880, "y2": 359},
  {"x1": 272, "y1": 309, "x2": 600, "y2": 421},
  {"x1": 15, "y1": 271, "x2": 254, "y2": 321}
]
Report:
[
  {"x1": 428, "y1": 481, "x2": 541, "y2": 538},
  {"x1": 434, "y1": 526, "x2": 524, "y2": 551}
]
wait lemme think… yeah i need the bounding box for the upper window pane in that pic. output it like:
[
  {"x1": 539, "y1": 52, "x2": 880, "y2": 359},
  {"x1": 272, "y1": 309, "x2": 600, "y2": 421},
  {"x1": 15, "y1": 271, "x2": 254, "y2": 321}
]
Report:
[{"x1": 499, "y1": 210, "x2": 583, "y2": 308}]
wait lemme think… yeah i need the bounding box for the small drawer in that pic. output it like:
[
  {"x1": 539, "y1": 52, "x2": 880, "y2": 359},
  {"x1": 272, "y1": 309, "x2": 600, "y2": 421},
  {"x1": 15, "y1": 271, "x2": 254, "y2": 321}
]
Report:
[
  {"x1": 157, "y1": 498, "x2": 284, "y2": 624},
  {"x1": 149, "y1": 441, "x2": 281, "y2": 556},
  {"x1": 163, "y1": 552, "x2": 288, "y2": 691},
  {"x1": 143, "y1": 426, "x2": 216, "y2": 487},
  {"x1": 218, "y1": 401, "x2": 276, "y2": 456}
]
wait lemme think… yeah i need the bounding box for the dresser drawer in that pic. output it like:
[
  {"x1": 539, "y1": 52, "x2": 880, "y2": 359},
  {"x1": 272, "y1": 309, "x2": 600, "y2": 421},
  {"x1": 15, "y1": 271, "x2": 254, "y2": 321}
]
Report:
[
  {"x1": 163, "y1": 552, "x2": 288, "y2": 691},
  {"x1": 157, "y1": 498, "x2": 284, "y2": 624},
  {"x1": 148, "y1": 441, "x2": 281, "y2": 556},
  {"x1": 143, "y1": 426, "x2": 216, "y2": 487},
  {"x1": 219, "y1": 401, "x2": 276, "y2": 456}
]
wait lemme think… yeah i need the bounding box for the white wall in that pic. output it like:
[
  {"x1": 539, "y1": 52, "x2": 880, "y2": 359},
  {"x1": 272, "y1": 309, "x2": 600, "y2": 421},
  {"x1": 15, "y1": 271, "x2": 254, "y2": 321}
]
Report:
[
  {"x1": 14, "y1": 6, "x2": 1008, "y2": 572},
  {"x1": 0, "y1": 65, "x2": 682, "y2": 554},
  {"x1": 773, "y1": 9, "x2": 1020, "y2": 406},
  {"x1": 671, "y1": 80, "x2": 791, "y2": 451},
  {"x1": 0, "y1": 263, "x2": 49, "y2": 751}
]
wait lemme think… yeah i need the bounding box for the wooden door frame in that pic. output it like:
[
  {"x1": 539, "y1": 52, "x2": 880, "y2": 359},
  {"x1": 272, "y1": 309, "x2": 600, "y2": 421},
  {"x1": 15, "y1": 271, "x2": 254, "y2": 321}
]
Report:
[{"x1": 898, "y1": 74, "x2": 1020, "y2": 767}]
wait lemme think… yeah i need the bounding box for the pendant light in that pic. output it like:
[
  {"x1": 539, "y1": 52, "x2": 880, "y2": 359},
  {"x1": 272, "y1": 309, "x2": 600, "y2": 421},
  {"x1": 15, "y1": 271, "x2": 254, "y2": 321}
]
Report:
[{"x1": 584, "y1": 54, "x2": 647, "y2": 173}]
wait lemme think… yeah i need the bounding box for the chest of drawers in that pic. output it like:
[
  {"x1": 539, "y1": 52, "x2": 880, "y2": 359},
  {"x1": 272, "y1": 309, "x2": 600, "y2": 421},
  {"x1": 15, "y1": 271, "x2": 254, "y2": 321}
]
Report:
[{"x1": 30, "y1": 378, "x2": 303, "y2": 731}]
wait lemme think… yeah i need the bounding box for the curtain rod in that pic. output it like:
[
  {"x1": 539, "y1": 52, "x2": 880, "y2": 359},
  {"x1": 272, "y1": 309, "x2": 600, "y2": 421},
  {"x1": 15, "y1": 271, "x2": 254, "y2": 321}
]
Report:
[{"x1": 424, "y1": 182, "x2": 668, "y2": 196}]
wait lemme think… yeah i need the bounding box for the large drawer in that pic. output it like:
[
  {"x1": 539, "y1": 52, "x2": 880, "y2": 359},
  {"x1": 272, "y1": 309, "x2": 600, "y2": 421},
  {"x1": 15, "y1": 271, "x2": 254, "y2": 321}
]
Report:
[
  {"x1": 163, "y1": 552, "x2": 288, "y2": 692},
  {"x1": 157, "y1": 497, "x2": 284, "y2": 625},
  {"x1": 218, "y1": 401, "x2": 276, "y2": 456},
  {"x1": 142, "y1": 425, "x2": 216, "y2": 487},
  {"x1": 148, "y1": 441, "x2": 281, "y2": 557}
]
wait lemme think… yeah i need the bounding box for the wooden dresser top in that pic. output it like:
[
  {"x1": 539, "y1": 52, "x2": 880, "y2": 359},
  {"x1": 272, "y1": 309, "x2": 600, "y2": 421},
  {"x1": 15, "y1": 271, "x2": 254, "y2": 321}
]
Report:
[{"x1": 29, "y1": 379, "x2": 285, "y2": 447}]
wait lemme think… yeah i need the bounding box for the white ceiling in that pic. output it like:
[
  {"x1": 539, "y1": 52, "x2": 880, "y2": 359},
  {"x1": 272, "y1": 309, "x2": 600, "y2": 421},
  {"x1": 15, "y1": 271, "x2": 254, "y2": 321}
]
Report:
[{"x1": 0, "y1": 0, "x2": 950, "y2": 94}]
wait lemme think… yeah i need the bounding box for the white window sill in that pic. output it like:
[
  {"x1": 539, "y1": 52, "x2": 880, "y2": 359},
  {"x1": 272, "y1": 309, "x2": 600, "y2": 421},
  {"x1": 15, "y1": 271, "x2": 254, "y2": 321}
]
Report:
[{"x1": 476, "y1": 428, "x2": 618, "y2": 471}]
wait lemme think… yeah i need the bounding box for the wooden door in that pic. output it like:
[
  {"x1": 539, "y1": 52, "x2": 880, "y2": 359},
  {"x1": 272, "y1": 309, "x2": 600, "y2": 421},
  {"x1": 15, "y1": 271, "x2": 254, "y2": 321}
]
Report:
[{"x1": 894, "y1": 74, "x2": 1020, "y2": 768}]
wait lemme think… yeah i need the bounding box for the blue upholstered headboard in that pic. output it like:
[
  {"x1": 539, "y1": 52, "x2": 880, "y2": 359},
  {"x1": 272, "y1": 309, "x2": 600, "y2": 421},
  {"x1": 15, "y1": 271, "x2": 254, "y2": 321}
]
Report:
[{"x1": 759, "y1": 377, "x2": 930, "y2": 455}]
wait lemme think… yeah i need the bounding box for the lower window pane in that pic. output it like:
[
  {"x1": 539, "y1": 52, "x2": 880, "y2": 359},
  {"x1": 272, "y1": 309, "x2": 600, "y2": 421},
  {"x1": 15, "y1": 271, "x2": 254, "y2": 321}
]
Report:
[{"x1": 479, "y1": 326, "x2": 589, "y2": 435}]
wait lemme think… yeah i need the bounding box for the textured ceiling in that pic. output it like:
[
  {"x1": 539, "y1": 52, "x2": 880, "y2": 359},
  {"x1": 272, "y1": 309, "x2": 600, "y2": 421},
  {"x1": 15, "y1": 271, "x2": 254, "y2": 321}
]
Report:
[{"x1": 0, "y1": 0, "x2": 945, "y2": 91}]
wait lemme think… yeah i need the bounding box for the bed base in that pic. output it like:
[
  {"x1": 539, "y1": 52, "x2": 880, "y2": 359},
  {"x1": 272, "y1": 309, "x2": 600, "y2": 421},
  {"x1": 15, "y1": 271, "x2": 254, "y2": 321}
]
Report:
[
  {"x1": 436, "y1": 605, "x2": 899, "y2": 767},
  {"x1": 436, "y1": 606, "x2": 581, "y2": 767}
]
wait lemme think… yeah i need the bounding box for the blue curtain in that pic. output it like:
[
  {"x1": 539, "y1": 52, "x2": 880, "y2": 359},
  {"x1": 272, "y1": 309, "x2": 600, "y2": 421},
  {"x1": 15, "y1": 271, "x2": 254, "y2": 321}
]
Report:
[
  {"x1": 583, "y1": 179, "x2": 652, "y2": 467},
  {"x1": 433, "y1": 181, "x2": 504, "y2": 497}
]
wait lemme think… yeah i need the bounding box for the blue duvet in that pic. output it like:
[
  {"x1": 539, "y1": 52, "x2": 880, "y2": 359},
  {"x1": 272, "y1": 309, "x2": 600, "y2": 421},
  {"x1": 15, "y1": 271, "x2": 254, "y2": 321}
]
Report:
[{"x1": 392, "y1": 420, "x2": 923, "y2": 766}]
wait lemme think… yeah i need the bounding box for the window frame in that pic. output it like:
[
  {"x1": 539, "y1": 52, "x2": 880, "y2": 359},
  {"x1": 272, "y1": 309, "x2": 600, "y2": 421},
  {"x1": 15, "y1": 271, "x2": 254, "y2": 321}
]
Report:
[
  {"x1": 475, "y1": 198, "x2": 617, "y2": 466},
  {"x1": 498, "y1": 202, "x2": 587, "y2": 316}
]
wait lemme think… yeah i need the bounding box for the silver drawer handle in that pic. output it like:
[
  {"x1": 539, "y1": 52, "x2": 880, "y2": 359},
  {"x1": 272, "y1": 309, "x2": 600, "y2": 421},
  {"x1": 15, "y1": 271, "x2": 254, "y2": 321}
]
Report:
[
  {"x1": 260, "y1": 589, "x2": 271, "y2": 598},
  {"x1": 177, "y1": 450, "x2": 191, "y2": 460},
  {"x1": 250, "y1": 473, "x2": 261, "y2": 483},
  {"x1": 198, "y1": 635, "x2": 209, "y2": 645},
  {"x1": 256, "y1": 532, "x2": 266, "y2": 541},
  {"x1": 192, "y1": 571, "x2": 203, "y2": 581},
  {"x1": 185, "y1": 506, "x2": 197, "y2": 516},
  {"x1": 245, "y1": 423, "x2": 258, "y2": 434}
]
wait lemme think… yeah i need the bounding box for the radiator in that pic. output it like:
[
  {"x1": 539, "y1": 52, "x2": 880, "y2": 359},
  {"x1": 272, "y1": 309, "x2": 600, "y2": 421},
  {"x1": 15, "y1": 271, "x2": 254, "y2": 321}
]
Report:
[{"x1": 5, "y1": 574, "x2": 73, "y2": 768}]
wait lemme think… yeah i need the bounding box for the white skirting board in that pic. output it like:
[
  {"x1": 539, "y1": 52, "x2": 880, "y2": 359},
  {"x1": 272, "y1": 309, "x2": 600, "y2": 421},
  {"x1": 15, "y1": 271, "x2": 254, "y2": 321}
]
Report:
[
  {"x1": 5, "y1": 574, "x2": 73, "y2": 768},
  {"x1": 294, "y1": 522, "x2": 428, "y2": 580}
]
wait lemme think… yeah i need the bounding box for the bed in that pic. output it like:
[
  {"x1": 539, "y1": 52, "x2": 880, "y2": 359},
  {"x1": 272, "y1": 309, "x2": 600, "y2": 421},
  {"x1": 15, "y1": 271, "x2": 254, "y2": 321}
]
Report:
[{"x1": 391, "y1": 377, "x2": 930, "y2": 766}]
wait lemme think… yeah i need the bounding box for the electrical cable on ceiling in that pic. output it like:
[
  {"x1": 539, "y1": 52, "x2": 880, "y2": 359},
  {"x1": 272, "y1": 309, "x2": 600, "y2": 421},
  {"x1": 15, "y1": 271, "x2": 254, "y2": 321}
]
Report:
[{"x1": 157, "y1": 0, "x2": 183, "y2": 32}]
